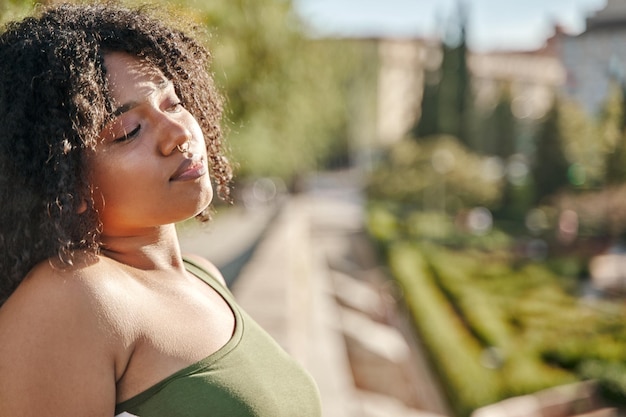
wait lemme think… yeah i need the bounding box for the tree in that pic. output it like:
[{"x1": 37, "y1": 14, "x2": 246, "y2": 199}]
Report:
[
  {"x1": 0, "y1": 0, "x2": 35, "y2": 24},
  {"x1": 482, "y1": 84, "x2": 525, "y2": 221},
  {"x1": 601, "y1": 82, "x2": 626, "y2": 185},
  {"x1": 411, "y1": 1, "x2": 474, "y2": 148},
  {"x1": 193, "y1": 0, "x2": 368, "y2": 181},
  {"x1": 555, "y1": 99, "x2": 600, "y2": 188},
  {"x1": 437, "y1": 2, "x2": 472, "y2": 147},
  {"x1": 482, "y1": 83, "x2": 517, "y2": 158},
  {"x1": 413, "y1": 71, "x2": 440, "y2": 138},
  {"x1": 531, "y1": 98, "x2": 571, "y2": 205}
]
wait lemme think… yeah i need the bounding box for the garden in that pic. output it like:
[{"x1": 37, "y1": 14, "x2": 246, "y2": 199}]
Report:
[
  {"x1": 362, "y1": 8, "x2": 626, "y2": 414},
  {"x1": 365, "y1": 86, "x2": 626, "y2": 416}
]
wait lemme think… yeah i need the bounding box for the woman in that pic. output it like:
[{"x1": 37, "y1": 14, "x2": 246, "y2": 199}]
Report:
[{"x1": 0, "y1": 3, "x2": 321, "y2": 416}]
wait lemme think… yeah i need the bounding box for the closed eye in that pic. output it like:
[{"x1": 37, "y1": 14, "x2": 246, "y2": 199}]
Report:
[{"x1": 114, "y1": 125, "x2": 141, "y2": 143}]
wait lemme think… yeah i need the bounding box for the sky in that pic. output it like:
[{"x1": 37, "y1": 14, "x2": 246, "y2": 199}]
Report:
[{"x1": 292, "y1": 0, "x2": 608, "y2": 52}]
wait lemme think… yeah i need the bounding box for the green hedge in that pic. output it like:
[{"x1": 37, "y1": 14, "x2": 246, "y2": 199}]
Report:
[
  {"x1": 385, "y1": 241, "x2": 597, "y2": 415},
  {"x1": 389, "y1": 242, "x2": 502, "y2": 416},
  {"x1": 369, "y1": 204, "x2": 626, "y2": 415}
]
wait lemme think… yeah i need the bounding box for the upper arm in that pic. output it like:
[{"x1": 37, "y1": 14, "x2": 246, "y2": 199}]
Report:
[{"x1": 0, "y1": 265, "x2": 118, "y2": 417}]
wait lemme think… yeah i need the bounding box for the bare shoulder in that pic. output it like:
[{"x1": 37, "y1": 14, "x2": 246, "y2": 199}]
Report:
[
  {"x1": 0, "y1": 257, "x2": 116, "y2": 336},
  {"x1": 183, "y1": 253, "x2": 228, "y2": 286},
  {"x1": 0, "y1": 257, "x2": 131, "y2": 416},
  {"x1": 1, "y1": 255, "x2": 136, "y2": 328}
]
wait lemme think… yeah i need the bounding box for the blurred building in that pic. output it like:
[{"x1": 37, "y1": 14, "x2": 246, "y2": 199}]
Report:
[
  {"x1": 375, "y1": 36, "x2": 565, "y2": 145},
  {"x1": 376, "y1": 38, "x2": 439, "y2": 145},
  {"x1": 373, "y1": 1, "x2": 626, "y2": 146},
  {"x1": 560, "y1": 0, "x2": 626, "y2": 115},
  {"x1": 469, "y1": 43, "x2": 565, "y2": 120}
]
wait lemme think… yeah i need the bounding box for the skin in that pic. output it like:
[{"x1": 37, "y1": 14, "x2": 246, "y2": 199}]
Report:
[{"x1": 0, "y1": 52, "x2": 235, "y2": 416}]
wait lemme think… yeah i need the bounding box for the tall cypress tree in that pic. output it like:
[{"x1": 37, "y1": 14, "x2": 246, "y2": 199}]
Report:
[
  {"x1": 437, "y1": 2, "x2": 471, "y2": 146},
  {"x1": 411, "y1": 1, "x2": 473, "y2": 147},
  {"x1": 531, "y1": 98, "x2": 570, "y2": 205},
  {"x1": 602, "y1": 83, "x2": 626, "y2": 184},
  {"x1": 488, "y1": 84, "x2": 517, "y2": 159},
  {"x1": 455, "y1": 8, "x2": 471, "y2": 148},
  {"x1": 488, "y1": 84, "x2": 523, "y2": 220},
  {"x1": 413, "y1": 70, "x2": 440, "y2": 138}
]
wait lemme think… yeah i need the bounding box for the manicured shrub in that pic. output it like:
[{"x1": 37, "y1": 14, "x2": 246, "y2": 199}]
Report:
[
  {"x1": 382, "y1": 236, "x2": 626, "y2": 415},
  {"x1": 389, "y1": 242, "x2": 502, "y2": 416}
]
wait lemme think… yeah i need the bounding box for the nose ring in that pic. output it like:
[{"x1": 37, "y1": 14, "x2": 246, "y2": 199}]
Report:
[{"x1": 176, "y1": 142, "x2": 189, "y2": 153}]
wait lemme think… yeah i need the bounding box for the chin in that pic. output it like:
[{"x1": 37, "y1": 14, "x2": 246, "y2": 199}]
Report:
[{"x1": 194, "y1": 188, "x2": 214, "y2": 215}]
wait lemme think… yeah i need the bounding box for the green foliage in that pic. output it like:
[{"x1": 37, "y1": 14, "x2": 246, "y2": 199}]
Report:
[
  {"x1": 531, "y1": 98, "x2": 571, "y2": 204},
  {"x1": 381, "y1": 237, "x2": 626, "y2": 415},
  {"x1": 189, "y1": 0, "x2": 371, "y2": 180},
  {"x1": 367, "y1": 135, "x2": 503, "y2": 211},
  {"x1": 405, "y1": 209, "x2": 512, "y2": 250},
  {"x1": 580, "y1": 360, "x2": 626, "y2": 403},
  {"x1": 422, "y1": 245, "x2": 515, "y2": 348},
  {"x1": 389, "y1": 242, "x2": 502, "y2": 417},
  {"x1": 364, "y1": 19, "x2": 626, "y2": 414},
  {"x1": 0, "y1": 0, "x2": 34, "y2": 24},
  {"x1": 482, "y1": 84, "x2": 517, "y2": 159},
  {"x1": 406, "y1": 211, "x2": 456, "y2": 242},
  {"x1": 413, "y1": 73, "x2": 440, "y2": 138},
  {"x1": 365, "y1": 201, "x2": 400, "y2": 244},
  {"x1": 366, "y1": 198, "x2": 626, "y2": 414},
  {"x1": 412, "y1": 3, "x2": 475, "y2": 149},
  {"x1": 436, "y1": 40, "x2": 466, "y2": 141},
  {"x1": 559, "y1": 100, "x2": 604, "y2": 187},
  {"x1": 600, "y1": 82, "x2": 626, "y2": 185},
  {"x1": 436, "y1": 5, "x2": 472, "y2": 147},
  {"x1": 366, "y1": 203, "x2": 513, "y2": 255}
]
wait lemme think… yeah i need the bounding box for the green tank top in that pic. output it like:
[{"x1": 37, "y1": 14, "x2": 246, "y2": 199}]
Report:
[{"x1": 114, "y1": 258, "x2": 322, "y2": 417}]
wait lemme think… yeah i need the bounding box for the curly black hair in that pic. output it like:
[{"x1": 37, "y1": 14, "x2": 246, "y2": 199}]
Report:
[{"x1": 0, "y1": 3, "x2": 233, "y2": 305}]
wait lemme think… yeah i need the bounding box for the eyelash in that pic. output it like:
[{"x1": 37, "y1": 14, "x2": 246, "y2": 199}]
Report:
[
  {"x1": 111, "y1": 100, "x2": 183, "y2": 142},
  {"x1": 114, "y1": 125, "x2": 141, "y2": 143}
]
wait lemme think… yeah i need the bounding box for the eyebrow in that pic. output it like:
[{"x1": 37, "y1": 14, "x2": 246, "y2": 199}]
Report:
[
  {"x1": 111, "y1": 101, "x2": 140, "y2": 118},
  {"x1": 110, "y1": 79, "x2": 172, "y2": 117}
]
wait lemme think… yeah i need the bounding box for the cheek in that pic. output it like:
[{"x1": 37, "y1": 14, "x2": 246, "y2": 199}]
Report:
[{"x1": 89, "y1": 156, "x2": 146, "y2": 208}]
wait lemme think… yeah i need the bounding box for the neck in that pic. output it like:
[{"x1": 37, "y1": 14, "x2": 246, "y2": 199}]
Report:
[{"x1": 99, "y1": 224, "x2": 184, "y2": 271}]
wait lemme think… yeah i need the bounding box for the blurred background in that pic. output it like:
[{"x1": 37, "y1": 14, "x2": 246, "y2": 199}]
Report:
[{"x1": 7, "y1": 0, "x2": 626, "y2": 416}]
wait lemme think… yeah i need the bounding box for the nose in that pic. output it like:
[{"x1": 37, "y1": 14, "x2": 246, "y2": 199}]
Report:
[{"x1": 158, "y1": 113, "x2": 192, "y2": 156}]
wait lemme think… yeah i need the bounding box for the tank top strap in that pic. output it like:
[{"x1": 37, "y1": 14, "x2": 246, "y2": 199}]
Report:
[{"x1": 182, "y1": 257, "x2": 234, "y2": 300}]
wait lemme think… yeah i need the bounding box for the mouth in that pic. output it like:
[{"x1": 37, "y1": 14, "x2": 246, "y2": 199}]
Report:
[{"x1": 170, "y1": 157, "x2": 207, "y2": 182}]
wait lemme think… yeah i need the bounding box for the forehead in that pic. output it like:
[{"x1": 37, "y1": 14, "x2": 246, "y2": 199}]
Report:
[{"x1": 103, "y1": 51, "x2": 169, "y2": 104}]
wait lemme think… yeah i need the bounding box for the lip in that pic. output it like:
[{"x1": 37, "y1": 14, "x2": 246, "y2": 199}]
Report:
[{"x1": 170, "y1": 157, "x2": 207, "y2": 182}]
